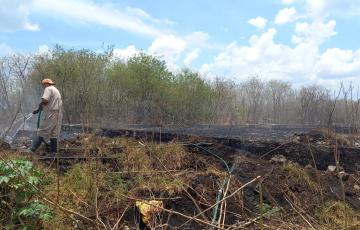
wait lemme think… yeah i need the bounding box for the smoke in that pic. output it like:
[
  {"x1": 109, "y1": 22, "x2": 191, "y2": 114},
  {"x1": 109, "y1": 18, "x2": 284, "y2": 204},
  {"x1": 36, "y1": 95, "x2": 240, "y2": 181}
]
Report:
[{"x1": 0, "y1": 113, "x2": 36, "y2": 143}]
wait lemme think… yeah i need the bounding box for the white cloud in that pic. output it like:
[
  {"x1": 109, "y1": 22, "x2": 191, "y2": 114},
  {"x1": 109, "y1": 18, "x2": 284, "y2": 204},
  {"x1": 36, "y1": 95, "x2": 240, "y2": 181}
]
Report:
[
  {"x1": 31, "y1": 0, "x2": 166, "y2": 37},
  {"x1": 282, "y1": 0, "x2": 296, "y2": 4},
  {"x1": 148, "y1": 35, "x2": 186, "y2": 60},
  {"x1": 304, "y1": 0, "x2": 360, "y2": 20},
  {"x1": 248, "y1": 16, "x2": 267, "y2": 30},
  {"x1": 316, "y1": 48, "x2": 360, "y2": 79},
  {"x1": 305, "y1": 0, "x2": 327, "y2": 20},
  {"x1": 184, "y1": 31, "x2": 210, "y2": 48},
  {"x1": 200, "y1": 19, "x2": 360, "y2": 85},
  {"x1": 1, "y1": 0, "x2": 177, "y2": 36},
  {"x1": 36, "y1": 44, "x2": 51, "y2": 55},
  {"x1": 125, "y1": 6, "x2": 176, "y2": 25},
  {"x1": 147, "y1": 32, "x2": 209, "y2": 71},
  {"x1": 113, "y1": 45, "x2": 139, "y2": 60},
  {"x1": 0, "y1": 43, "x2": 13, "y2": 56},
  {"x1": 274, "y1": 7, "x2": 299, "y2": 24},
  {"x1": 184, "y1": 49, "x2": 200, "y2": 66},
  {"x1": 292, "y1": 20, "x2": 336, "y2": 45},
  {"x1": 0, "y1": 0, "x2": 39, "y2": 32},
  {"x1": 125, "y1": 6, "x2": 152, "y2": 19},
  {"x1": 201, "y1": 28, "x2": 304, "y2": 82}
]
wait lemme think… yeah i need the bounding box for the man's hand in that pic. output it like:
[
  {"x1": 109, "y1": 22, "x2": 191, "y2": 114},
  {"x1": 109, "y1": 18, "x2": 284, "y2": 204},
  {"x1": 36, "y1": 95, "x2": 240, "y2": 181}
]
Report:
[
  {"x1": 32, "y1": 104, "x2": 43, "y2": 114},
  {"x1": 32, "y1": 109, "x2": 40, "y2": 114}
]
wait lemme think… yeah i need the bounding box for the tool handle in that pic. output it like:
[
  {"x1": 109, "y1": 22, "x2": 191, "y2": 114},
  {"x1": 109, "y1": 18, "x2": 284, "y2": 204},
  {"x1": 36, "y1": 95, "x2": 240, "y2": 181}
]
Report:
[{"x1": 37, "y1": 110, "x2": 42, "y2": 129}]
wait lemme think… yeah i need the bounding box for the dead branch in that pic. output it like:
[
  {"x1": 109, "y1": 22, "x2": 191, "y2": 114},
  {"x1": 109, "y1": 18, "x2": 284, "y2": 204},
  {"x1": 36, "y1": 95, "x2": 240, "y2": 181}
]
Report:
[
  {"x1": 178, "y1": 176, "x2": 261, "y2": 228},
  {"x1": 111, "y1": 205, "x2": 129, "y2": 230},
  {"x1": 284, "y1": 196, "x2": 315, "y2": 230}
]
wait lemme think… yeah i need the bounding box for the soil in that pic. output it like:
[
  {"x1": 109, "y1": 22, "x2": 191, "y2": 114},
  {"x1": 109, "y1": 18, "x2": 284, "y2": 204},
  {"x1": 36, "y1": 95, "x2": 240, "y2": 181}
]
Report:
[{"x1": 0, "y1": 139, "x2": 11, "y2": 150}]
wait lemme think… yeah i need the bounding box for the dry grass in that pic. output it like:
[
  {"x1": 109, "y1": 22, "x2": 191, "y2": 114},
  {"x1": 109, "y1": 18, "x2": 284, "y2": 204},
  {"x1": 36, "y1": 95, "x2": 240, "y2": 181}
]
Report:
[
  {"x1": 318, "y1": 128, "x2": 352, "y2": 146},
  {"x1": 315, "y1": 201, "x2": 360, "y2": 230},
  {"x1": 2, "y1": 134, "x2": 360, "y2": 229},
  {"x1": 39, "y1": 139, "x2": 192, "y2": 228},
  {"x1": 118, "y1": 139, "x2": 190, "y2": 172},
  {"x1": 282, "y1": 162, "x2": 321, "y2": 193}
]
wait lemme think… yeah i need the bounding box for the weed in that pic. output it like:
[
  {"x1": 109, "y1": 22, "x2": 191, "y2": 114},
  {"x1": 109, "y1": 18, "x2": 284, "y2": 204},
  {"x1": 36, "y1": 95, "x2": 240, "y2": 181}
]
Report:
[
  {"x1": 282, "y1": 162, "x2": 321, "y2": 193},
  {"x1": 260, "y1": 203, "x2": 280, "y2": 218},
  {"x1": 0, "y1": 159, "x2": 53, "y2": 228},
  {"x1": 120, "y1": 143, "x2": 151, "y2": 172},
  {"x1": 148, "y1": 142, "x2": 189, "y2": 170},
  {"x1": 316, "y1": 201, "x2": 360, "y2": 229}
]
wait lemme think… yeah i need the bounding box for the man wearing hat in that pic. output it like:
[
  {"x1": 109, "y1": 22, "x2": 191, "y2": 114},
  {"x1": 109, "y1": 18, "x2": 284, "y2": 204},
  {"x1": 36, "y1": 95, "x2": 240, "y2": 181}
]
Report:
[{"x1": 30, "y1": 78, "x2": 63, "y2": 153}]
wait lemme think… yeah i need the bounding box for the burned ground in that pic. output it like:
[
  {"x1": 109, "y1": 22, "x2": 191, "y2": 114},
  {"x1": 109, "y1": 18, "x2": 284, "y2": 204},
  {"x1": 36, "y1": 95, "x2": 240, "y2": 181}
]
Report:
[{"x1": 1, "y1": 127, "x2": 360, "y2": 229}]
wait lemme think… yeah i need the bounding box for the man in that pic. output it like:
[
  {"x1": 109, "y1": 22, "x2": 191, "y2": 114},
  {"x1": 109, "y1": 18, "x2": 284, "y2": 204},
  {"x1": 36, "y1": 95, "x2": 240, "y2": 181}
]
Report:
[{"x1": 30, "y1": 78, "x2": 63, "y2": 153}]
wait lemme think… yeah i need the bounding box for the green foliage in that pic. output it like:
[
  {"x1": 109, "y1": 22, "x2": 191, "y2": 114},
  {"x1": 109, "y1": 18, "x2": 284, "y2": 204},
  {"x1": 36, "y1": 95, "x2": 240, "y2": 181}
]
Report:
[
  {"x1": 261, "y1": 203, "x2": 280, "y2": 218},
  {"x1": 31, "y1": 45, "x2": 111, "y2": 123},
  {"x1": 63, "y1": 163, "x2": 91, "y2": 191},
  {"x1": 28, "y1": 46, "x2": 236, "y2": 125},
  {"x1": 106, "y1": 174, "x2": 132, "y2": 193},
  {"x1": 170, "y1": 69, "x2": 215, "y2": 123},
  {"x1": 0, "y1": 159, "x2": 42, "y2": 196},
  {"x1": 0, "y1": 159, "x2": 53, "y2": 228},
  {"x1": 18, "y1": 200, "x2": 53, "y2": 221}
]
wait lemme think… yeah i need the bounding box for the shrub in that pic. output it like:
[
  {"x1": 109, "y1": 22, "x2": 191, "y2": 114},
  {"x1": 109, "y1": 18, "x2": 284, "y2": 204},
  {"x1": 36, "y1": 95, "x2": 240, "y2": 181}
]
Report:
[{"x1": 0, "y1": 159, "x2": 53, "y2": 228}]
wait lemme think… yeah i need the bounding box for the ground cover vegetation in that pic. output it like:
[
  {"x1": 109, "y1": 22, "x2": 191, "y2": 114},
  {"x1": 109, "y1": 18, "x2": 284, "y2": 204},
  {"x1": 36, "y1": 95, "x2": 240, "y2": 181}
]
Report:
[{"x1": 1, "y1": 131, "x2": 360, "y2": 229}]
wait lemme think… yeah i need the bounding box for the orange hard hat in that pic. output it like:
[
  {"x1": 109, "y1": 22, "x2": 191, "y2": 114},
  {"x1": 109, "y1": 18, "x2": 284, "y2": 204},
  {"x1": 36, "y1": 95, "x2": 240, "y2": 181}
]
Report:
[{"x1": 41, "y1": 78, "x2": 55, "y2": 85}]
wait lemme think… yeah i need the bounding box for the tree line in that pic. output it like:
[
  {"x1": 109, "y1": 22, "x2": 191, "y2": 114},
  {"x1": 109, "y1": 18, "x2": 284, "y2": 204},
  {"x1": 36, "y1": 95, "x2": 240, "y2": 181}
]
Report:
[{"x1": 0, "y1": 46, "x2": 359, "y2": 131}]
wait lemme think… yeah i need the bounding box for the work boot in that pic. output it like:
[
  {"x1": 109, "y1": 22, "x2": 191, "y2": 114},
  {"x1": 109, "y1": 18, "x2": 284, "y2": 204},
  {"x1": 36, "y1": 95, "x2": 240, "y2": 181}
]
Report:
[
  {"x1": 30, "y1": 136, "x2": 45, "y2": 152},
  {"x1": 50, "y1": 138, "x2": 58, "y2": 153}
]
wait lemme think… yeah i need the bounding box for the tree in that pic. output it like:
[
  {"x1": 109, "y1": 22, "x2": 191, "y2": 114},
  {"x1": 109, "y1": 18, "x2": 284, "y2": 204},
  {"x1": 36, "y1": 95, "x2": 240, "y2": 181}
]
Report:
[
  {"x1": 267, "y1": 80, "x2": 291, "y2": 123},
  {"x1": 241, "y1": 76, "x2": 264, "y2": 124}
]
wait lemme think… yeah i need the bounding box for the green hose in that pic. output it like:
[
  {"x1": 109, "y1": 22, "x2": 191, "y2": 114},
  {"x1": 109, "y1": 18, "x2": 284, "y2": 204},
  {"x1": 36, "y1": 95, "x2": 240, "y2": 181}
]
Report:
[
  {"x1": 37, "y1": 110, "x2": 42, "y2": 129},
  {"x1": 191, "y1": 143, "x2": 231, "y2": 224}
]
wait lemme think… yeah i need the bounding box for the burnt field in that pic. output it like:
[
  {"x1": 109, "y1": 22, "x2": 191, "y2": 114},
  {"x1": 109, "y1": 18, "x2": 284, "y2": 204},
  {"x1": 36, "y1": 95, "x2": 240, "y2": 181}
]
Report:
[
  {"x1": 1, "y1": 125, "x2": 360, "y2": 229},
  {"x1": 99, "y1": 124, "x2": 316, "y2": 141},
  {"x1": 8, "y1": 124, "x2": 313, "y2": 150}
]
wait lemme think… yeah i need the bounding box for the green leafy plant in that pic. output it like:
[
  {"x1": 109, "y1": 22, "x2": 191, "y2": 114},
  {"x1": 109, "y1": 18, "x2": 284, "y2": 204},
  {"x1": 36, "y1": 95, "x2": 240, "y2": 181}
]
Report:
[
  {"x1": 0, "y1": 159, "x2": 53, "y2": 228},
  {"x1": 18, "y1": 200, "x2": 53, "y2": 221}
]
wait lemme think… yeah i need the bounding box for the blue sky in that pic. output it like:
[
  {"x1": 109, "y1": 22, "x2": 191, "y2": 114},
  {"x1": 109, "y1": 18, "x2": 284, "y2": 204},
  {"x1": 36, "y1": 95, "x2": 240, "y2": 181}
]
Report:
[{"x1": 1, "y1": 0, "x2": 360, "y2": 87}]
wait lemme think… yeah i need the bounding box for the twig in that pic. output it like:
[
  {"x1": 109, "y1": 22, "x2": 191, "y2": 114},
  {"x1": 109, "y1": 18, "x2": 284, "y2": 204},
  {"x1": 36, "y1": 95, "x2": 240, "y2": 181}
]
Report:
[
  {"x1": 284, "y1": 196, "x2": 315, "y2": 230},
  {"x1": 43, "y1": 196, "x2": 98, "y2": 225},
  {"x1": 334, "y1": 134, "x2": 348, "y2": 229},
  {"x1": 259, "y1": 140, "x2": 290, "y2": 159},
  {"x1": 225, "y1": 216, "x2": 261, "y2": 230},
  {"x1": 35, "y1": 156, "x2": 122, "y2": 160},
  {"x1": 122, "y1": 176, "x2": 259, "y2": 229},
  {"x1": 111, "y1": 205, "x2": 129, "y2": 230},
  {"x1": 219, "y1": 177, "x2": 231, "y2": 229},
  {"x1": 131, "y1": 200, "x2": 222, "y2": 229},
  {"x1": 66, "y1": 187, "x2": 90, "y2": 207},
  {"x1": 259, "y1": 181, "x2": 264, "y2": 230},
  {"x1": 182, "y1": 187, "x2": 210, "y2": 222},
  {"x1": 307, "y1": 139, "x2": 324, "y2": 204},
  {"x1": 107, "y1": 169, "x2": 189, "y2": 174},
  {"x1": 95, "y1": 187, "x2": 100, "y2": 230},
  {"x1": 178, "y1": 176, "x2": 261, "y2": 228},
  {"x1": 122, "y1": 194, "x2": 182, "y2": 201}
]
